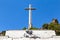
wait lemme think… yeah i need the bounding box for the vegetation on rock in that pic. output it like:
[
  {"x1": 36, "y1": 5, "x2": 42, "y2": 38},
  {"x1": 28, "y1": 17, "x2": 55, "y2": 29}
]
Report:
[{"x1": 42, "y1": 19, "x2": 60, "y2": 35}]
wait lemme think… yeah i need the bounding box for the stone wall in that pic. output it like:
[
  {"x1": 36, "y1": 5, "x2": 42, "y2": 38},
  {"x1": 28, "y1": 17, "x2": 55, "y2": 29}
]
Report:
[{"x1": 5, "y1": 30, "x2": 56, "y2": 38}]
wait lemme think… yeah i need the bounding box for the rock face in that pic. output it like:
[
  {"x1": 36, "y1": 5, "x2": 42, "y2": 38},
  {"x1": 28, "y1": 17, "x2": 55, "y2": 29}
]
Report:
[{"x1": 0, "y1": 30, "x2": 60, "y2": 40}]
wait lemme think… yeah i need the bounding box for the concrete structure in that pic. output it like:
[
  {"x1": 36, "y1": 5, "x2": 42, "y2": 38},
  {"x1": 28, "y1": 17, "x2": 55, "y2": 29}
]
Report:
[
  {"x1": 5, "y1": 30, "x2": 25, "y2": 38},
  {"x1": 0, "y1": 30, "x2": 60, "y2": 40},
  {"x1": 5, "y1": 30, "x2": 56, "y2": 38}
]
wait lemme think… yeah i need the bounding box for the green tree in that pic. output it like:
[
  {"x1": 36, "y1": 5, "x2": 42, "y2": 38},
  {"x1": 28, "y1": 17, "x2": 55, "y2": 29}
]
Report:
[
  {"x1": 29, "y1": 27, "x2": 38, "y2": 30},
  {"x1": 42, "y1": 24, "x2": 48, "y2": 29},
  {"x1": 2, "y1": 31, "x2": 6, "y2": 36},
  {"x1": 23, "y1": 27, "x2": 26, "y2": 30}
]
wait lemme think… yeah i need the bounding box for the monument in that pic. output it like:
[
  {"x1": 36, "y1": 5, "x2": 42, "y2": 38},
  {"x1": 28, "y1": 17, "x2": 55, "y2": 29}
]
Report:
[
  {"x1": 25, "y1": 4, "x2": 36, "y2": 29},
  {"x1": 0, "y1": 4, "x2": 60, "y2": 40}
]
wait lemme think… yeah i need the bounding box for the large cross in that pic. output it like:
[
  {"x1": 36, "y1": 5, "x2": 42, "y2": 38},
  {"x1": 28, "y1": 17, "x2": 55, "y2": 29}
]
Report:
[{"x1": 25, "y1": 4, "x2": 36, "y2": 29}]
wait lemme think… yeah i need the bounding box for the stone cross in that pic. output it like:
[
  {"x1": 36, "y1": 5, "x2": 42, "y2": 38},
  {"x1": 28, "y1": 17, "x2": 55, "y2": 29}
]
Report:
[{"x1": 25, "y1": 4, "x2": 36, "y2": 29}]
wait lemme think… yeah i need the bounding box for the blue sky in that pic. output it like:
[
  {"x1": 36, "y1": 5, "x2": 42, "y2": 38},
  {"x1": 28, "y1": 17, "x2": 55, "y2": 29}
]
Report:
[{"x1": 0, "y1": 0, "x2": 60, "y2": 31}]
